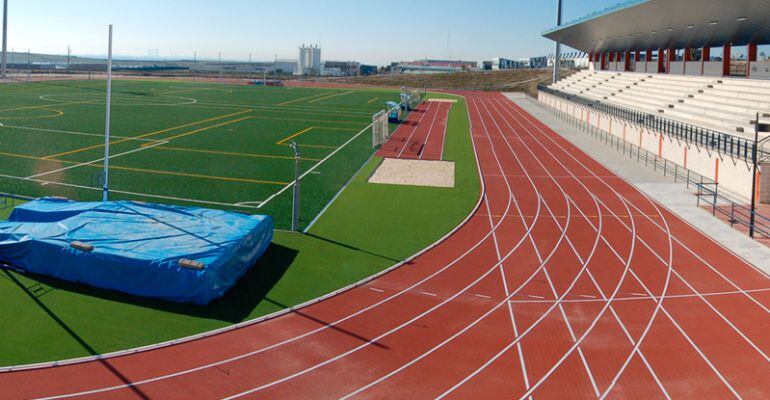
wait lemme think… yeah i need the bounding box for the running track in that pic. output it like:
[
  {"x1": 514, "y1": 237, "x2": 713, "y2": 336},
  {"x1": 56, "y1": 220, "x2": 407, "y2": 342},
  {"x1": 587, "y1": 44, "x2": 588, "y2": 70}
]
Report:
[
  {"x1": 376, "y1": 100, "x2": 451, "y2": 160},
  {"x1": 2, "y1": 92, "x2": 769, "y2": 399}
]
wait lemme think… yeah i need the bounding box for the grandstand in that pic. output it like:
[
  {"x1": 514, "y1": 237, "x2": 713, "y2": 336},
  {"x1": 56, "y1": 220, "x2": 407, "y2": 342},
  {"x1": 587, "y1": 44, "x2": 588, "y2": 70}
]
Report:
[{"x1": 540, "y1": 0, "x2": 770, "y2": 204}]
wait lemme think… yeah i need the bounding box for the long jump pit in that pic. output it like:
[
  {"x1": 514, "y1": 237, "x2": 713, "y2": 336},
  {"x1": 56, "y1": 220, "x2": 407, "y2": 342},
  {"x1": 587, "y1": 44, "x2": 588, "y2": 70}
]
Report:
[{"x1": 368, "y1": 158, "x2": 455, "y2": 188}]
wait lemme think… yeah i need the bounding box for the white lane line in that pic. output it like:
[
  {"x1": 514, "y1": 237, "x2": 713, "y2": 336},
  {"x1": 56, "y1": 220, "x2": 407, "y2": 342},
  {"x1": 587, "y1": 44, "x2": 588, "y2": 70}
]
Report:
[
  {"x1": 338, "y1": 96, "x2": 583, "y2": 400},
  {"x1": 0, "y1": 124, "x2": 159, "y2": 142},
  {"x1": 504, "y1": 98, "x2": 770, "y2": 363},
  {"x1": 579, "y1": 295, "x2": 596, "y2": 299},
  {"x1": 499, "y1": 97, "x2": 740, "y2": 398},
  {"x1": 418, "y1": 101, "x2": 443, "y2": 160},
  {"x1": 396, "y1": 102, "x2": 433, "y2": 158}
]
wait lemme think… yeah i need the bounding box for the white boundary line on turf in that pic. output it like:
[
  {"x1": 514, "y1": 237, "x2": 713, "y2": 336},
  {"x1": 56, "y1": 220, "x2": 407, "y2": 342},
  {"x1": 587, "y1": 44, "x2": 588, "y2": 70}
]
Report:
[
  {"x1": 0, "y1": 172, "x2": 258, "y2": 210},
  {"x1": 258, "y1": 121, "x2": 374, "y2": 209},
  {"x1": 26, "y1": 140, "x2": 169, "y2": 179},
  {"x1": 0, "y1": 124, "x2": 159, "y2": 142},
  {"x1": 0, "y1": 92, "x2": 488, "y2": 376}
]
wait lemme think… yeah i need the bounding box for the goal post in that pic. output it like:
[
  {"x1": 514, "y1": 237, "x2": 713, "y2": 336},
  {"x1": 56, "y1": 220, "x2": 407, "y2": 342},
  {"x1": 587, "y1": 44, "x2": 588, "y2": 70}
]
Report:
[{"x1": 372, "y1": 109, "x2": 389, "y2": 148}]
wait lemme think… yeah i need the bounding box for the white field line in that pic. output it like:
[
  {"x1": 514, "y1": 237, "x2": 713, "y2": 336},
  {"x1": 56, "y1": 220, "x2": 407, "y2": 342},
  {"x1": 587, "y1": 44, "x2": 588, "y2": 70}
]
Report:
[
  {"x1": 338, "y1": 95, "x2": 599, "y2": 400},
  {"x1": 220, "y1": 95, "x2": 558, "y2": 400},
  {"x1": 418, "y1": 102, "x2": 443, "y2": 160},
  {"x1": 396, "y1": 102, "x2": 433, "y2": 158},
  {"x1": 0, "y1": 124, "x2": 159, "y2": 142},
  {"x1": 20, "y1": 94, "x2": 516, "y2": 397},
  {"x1": 258, "y1": 122, "x2": 373, "y2": 209},
  {"x1": 0, "y1": 172, "x2": 258, "y2": 210},
  {"x1": 500, "y1": 98, "x2": 744, "y2": 398},
  {"x1": 26, "y1": 140, "x2": 169, "y2": 179},
  {"x1": 302, "y1": 151, "x2": 377, "y2": 233}
]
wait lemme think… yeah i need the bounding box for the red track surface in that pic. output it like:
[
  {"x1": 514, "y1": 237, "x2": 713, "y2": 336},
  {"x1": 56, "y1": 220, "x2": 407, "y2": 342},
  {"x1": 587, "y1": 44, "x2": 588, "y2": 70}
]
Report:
[
  {"x1": 376, "y1": 101, "x2": 451, "y2": 160},
  {"x1": 2, "y1": 92, "x2": 769, "y2": 399}
]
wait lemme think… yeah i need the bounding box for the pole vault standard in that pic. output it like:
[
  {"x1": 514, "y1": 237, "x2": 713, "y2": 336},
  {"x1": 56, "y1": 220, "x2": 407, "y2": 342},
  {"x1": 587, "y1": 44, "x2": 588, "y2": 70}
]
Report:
[
  {"x1": 552, "y1": 0, "x2": 563, "y2": 83},
  {"x1": 102, "y1": 25, "x2": 113, "y2": 202},
  {"x1": 2, "y1": 0, "x2": 7, "y2": 80}
]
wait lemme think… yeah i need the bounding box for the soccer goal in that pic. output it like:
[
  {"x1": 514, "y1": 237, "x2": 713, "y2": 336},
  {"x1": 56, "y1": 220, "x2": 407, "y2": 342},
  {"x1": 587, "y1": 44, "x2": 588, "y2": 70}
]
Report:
[
  {"x1": 401, "y1": 86, "x2": 426, "y2": 111},
  {"x1": 372, "y1": 110, "x2": 390, "y2": 148}
]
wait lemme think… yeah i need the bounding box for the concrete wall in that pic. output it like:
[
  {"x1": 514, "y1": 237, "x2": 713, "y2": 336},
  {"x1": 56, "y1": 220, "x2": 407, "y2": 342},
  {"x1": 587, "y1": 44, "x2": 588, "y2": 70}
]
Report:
[
  {"x1": 669, "y1": 61, "x2": 685, "y2": 75},
  {"x1": 537, "y1": 91, "x2": 758, "y2": 202},
  {"x1": 703, "y1": 62, "x2": 723, "y2": 77},
  {"x1": 684, "y1": 61, "x2": 701, "y2": 76}
]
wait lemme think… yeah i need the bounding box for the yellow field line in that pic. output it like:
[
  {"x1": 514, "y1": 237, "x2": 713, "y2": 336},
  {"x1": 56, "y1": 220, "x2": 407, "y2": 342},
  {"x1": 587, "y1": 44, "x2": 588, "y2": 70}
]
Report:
[
  {"x1": 0, "y1": 101, "x2": 83, "y2": 113},
  {"x1": 295, "y1": 143, "x2": 338, "y2": 149},
  {"x1": 142, "y1": 115, "x2": 252, "y2": 146},
  {"x1": 82, "y1": 164, "x2": 288, "y2": 186},
  {"x1": 249, "y1": 115, "x2": 363, "y2": 126},
  {"x1": 42, "y1": 109, "x2": 251, "y2": 159},
  {"x1": 367, "y1": 97, "x2": 380, "y2": 104},
  {"x1": 311, "y1": 126, "x2": 361, "y2": 132},
  {"x1": 277, "y1": 91, "x2": 334, "y2": 106},
  {"x1": 0, "y1": 149, "x2": 287, "y2": 186},
  {"x1": 276, "y1": 127, "x2": 314, "y2": 145},
  {"x1": 308, "y1": 90, "x2": 354, "y2": 104},
  {"x1": 151, "y1": 146, "x2": 322, "y2": 162}
]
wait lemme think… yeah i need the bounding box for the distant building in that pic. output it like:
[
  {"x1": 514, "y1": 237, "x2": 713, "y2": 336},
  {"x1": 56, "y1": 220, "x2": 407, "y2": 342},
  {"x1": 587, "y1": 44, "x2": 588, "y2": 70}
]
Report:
[
  {"x1": 546, "y1": 52, "x2": 589, "y2": 69},
  {"x1": 529, "y1": 56, "x2": 549, "y2": 69},
  {"x1": 298, "y1": 44, "x2": 322, "y2": 76},
  {"x1": 359, "y1": 64, "x2": 378, "y2": 76},
  {"x1": 390, "y1": 59, "x2": 478, "y2": 74},
  {"x1": 482, "y1": 58, "x2": 527, "y2": 71},
  {"x1": 273, "y1": 59, "x2": 298, "y2": 75},
  {"x1": 323, "y1": 61, "x2": 360, "y2": 77}
]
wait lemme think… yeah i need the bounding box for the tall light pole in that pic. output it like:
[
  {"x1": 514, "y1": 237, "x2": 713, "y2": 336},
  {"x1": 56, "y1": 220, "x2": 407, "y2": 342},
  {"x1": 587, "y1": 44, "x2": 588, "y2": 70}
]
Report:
[
  {"x1": 553, "y1": 0, "x2": 563, "y2": 83},
  {"x1": 102, "y1": 25, "x2": 113, "y2": 202},
  {"x1": 2, "y1": 0, "x2": 8, "y2": 80}
]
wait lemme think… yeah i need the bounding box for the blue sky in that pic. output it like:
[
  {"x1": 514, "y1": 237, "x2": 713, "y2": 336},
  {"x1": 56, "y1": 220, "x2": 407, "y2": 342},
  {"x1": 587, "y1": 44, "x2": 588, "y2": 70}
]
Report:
[{"x1": 8, "y1": 0, "x2": 623, "y2": 64}]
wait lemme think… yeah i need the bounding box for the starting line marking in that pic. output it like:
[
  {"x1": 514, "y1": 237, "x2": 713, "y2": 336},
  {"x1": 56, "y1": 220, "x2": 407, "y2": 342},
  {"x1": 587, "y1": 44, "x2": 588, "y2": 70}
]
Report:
[
  {"x1": 421, "y1": 291, "x2": 438, "y2": 297},
  {"x1": 474, "y1": 294, "x2": 492, "y2": 299},
  {"x1": 368, "y1": 288, "x2": 385, "y2": 293}
]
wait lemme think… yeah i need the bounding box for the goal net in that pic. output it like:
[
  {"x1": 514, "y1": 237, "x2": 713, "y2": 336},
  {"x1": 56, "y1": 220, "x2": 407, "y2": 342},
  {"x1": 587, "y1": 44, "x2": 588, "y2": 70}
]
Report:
[
  {"x1": 401, "y1": 86, "x2": 426, "y2": 110},
  {"x1": 372, "y1": 110, "x2": 390, "y2": 148}
]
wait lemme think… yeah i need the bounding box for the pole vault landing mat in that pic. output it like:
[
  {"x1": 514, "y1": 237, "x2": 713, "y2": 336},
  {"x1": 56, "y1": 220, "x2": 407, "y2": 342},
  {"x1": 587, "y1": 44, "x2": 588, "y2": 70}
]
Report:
[{"x1": 0, "y1": 198, "x2": 273, "y2": 304}]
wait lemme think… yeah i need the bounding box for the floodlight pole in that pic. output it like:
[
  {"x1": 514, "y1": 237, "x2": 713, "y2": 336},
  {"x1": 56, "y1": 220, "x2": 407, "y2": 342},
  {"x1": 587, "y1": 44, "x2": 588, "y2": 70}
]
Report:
[
  {"x1": 553, "y1": 0, "x2": 563, "y2": 83},
  {"x1": 1, "y1": 0, "x2": 7, "y2": 80},
  {"x1": 102, "y1": 25, "x2": 113, "y2": 202},
  {"x1": 290, "y1": 141, "x2": 301, "y2": 231}
]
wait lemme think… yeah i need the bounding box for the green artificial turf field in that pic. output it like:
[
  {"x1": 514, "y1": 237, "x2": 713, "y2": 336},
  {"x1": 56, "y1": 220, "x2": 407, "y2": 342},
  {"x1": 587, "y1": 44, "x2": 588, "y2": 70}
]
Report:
[
  {"x1": 0, "y1": 91, "x2": 480, "y2": 367},
  {"x1": 0, "y1": 79, "x2": 400, "y2": 229}
]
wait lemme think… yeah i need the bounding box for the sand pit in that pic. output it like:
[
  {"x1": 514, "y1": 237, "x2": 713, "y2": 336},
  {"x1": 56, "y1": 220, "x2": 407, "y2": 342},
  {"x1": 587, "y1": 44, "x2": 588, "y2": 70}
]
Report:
[{"x1": 368, "y1": 158, "x2": 455, "y2": 188}]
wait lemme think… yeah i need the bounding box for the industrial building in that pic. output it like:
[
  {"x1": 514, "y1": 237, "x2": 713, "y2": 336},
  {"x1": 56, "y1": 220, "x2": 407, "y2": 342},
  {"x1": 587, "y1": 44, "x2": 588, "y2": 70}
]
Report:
[{"x1": 298, "y1": 44, "x2": 322, "y2": 76}]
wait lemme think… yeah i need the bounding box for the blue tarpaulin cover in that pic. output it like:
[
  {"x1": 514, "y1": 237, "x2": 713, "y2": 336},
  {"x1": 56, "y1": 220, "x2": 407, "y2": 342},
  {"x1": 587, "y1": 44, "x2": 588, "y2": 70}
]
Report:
[{"x1": 0, "y1": 198, "x2": 273, "y2": 304}]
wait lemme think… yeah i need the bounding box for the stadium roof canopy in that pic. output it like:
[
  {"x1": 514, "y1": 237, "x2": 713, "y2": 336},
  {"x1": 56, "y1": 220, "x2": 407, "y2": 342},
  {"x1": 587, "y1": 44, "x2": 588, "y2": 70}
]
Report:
[{"x1": 543, "y1": 0, "x2": 770, "y2": 53}]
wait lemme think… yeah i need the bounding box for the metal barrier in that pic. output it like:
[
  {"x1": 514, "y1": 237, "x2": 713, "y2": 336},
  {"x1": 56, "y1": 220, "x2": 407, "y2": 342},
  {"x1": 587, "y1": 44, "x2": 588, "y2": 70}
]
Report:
[
  {"x1": 537, "y1": 84, "x2": 765, "y2": 162},
  {"x1": 0, "y1": 192, "x2": 34, "y2": 215},
  {"x1": 544, "y1": 102, "x2": 770, "y2": 241}
]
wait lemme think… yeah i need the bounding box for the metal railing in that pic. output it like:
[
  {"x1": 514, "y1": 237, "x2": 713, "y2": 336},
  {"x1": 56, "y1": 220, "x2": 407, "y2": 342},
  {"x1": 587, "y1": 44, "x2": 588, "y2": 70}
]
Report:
[
  {"x1": 0, "y1": 192, "x2": 33, "y2": 215},
  {"x1": 538, "y1": 84, "x2": 764, "y2": 161},
  {"x1": 545, "y1": 103, "x2": 770, "y2": 241}
]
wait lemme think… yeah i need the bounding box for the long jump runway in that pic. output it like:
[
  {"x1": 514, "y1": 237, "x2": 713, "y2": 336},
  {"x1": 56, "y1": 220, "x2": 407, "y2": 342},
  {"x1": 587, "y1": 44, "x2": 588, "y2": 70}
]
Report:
[{"x1": 2, "y1": 92, "x2": 769, "y2": 399}]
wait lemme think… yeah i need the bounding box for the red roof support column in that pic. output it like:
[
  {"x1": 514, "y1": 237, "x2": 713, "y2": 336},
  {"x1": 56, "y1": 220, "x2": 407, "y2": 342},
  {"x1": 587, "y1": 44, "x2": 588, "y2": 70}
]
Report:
[
  {"x1": 601, "y1": 52, "x2": 607, "y2": 70},
  {"x1": 625, "y1": 50, "x2": 631, "y2": 71},
  {"x1": 701, "y1": 46, "x2": 711, "y2": 75},
  {"x1": 748, "y1": 43, "x2": 758, "y2": 78},
  {"x1": 667, "y1": 48, "x2": 675, "y2": 74},
  {"x1": 723, "y1": 43, "x2": 731, "y2": 76},
  {"x1": 646, "y1": 48, "x2": 653, "y2": 73},
  {"x1": 658, "y1": 49, "x2": 665, "y2": 73}
]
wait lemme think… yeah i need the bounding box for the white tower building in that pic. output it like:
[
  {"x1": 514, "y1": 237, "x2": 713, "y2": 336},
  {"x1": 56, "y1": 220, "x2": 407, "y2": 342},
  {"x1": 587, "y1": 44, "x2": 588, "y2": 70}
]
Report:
[{"x1": 298, "y1": 44, "x2": 322, "y2": 76}]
